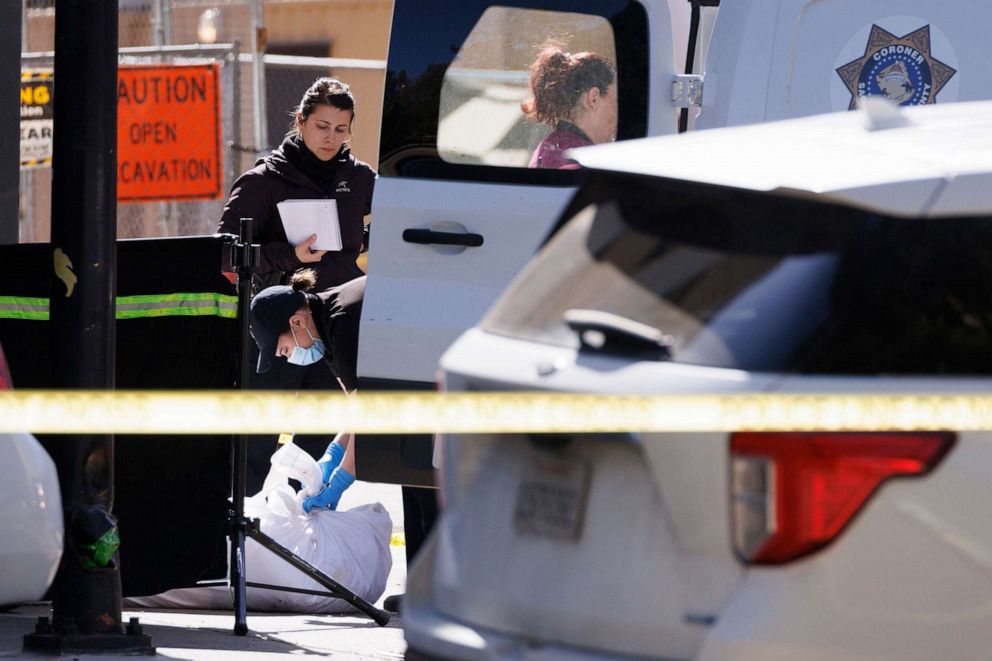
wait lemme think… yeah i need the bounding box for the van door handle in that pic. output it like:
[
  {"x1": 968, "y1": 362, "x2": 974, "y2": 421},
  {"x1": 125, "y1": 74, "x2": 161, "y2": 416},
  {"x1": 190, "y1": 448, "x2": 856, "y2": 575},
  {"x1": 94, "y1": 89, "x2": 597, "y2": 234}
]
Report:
[{"x1": 402, "y1": 228, "x2": 484, "y2": 247}]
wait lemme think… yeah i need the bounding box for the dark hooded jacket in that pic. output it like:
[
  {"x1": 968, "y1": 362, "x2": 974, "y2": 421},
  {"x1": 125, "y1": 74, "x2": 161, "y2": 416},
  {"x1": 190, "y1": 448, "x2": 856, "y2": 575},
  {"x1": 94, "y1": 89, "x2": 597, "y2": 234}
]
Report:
[
  {"x1": 218, "y1": 136, "x2": 376, "y2": 289},
  {"x1": 310, "y1": 274, "x2": 365, "y2": 392}
]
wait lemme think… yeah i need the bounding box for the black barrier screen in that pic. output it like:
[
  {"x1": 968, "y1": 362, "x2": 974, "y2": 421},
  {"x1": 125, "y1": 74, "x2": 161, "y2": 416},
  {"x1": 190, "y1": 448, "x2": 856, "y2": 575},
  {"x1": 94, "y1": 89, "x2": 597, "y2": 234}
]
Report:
[{"x1": 0, "y1": 236, "x2": 237, "y2": 596}]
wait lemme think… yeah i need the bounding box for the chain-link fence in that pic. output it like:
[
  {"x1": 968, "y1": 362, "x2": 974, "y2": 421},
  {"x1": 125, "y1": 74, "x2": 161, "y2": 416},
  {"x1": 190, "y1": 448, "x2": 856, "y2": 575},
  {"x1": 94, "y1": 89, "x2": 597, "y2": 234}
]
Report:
[
  {"x1": 21, "y1": 44, "x2": 241, "y2": 241},
  {"x1": 20, "y1": 0, "x2": 389, "y2": 242}
]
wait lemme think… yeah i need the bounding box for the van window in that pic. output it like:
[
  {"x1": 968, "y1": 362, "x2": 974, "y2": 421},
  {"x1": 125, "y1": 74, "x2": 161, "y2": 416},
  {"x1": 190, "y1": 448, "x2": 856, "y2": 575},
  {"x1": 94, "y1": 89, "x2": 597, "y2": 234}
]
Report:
[
  {"x1": 437, "y1": 7, "x2": 617, "y2": 168},
  {"x1": 380, "y1": 0, "x2": 647, "y2": 183}
]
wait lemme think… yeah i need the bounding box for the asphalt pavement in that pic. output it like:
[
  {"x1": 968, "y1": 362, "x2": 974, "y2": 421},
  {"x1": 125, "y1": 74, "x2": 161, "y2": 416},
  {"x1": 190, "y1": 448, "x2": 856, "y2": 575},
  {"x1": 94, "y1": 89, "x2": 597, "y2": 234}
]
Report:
[{"x1": 0, "y1": 482, "x2": 409, "y2": 660}]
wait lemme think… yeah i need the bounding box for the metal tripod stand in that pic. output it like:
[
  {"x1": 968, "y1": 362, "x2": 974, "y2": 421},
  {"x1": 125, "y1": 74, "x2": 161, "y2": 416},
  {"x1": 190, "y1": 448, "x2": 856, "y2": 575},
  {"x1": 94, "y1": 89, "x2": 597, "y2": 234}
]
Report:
[{"x1": 227, "y1": 218, "x2": 391, "y2": 635}]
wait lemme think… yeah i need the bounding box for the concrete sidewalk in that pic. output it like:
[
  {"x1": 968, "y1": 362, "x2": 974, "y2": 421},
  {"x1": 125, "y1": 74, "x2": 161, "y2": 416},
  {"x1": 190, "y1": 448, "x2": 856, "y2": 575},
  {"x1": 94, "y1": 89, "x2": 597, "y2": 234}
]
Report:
[
  {"x1": 0, "y1": 590, "x2": 406, "y2": 659},
  {"x1": 0, "y1": 483, "x2": 409, "y2": 660}
]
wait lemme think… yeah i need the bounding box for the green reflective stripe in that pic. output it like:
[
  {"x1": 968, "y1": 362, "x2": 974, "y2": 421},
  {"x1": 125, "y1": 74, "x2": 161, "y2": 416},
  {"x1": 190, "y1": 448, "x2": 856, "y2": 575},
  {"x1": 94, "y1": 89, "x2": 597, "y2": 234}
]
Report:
[
  {"x1": 118, "y1": 292, "x2": 231, "y2": 305},
  {"x1": 0, "y1": 294, "x2": 237, "y2": 320},
  {"x1": 0, "y1": 296, "x2": 49, "y2": 320},
  {"x1": 117, "y1": 293, "x2": 238, "y2": 319}
]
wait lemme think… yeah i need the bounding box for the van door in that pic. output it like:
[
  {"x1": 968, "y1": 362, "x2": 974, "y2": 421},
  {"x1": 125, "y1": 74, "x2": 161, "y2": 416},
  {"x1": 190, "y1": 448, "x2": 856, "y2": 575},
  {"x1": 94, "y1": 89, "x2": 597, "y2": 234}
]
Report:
[{"x1": 359, "y1": 0, "x2": 676, "y2": 387}]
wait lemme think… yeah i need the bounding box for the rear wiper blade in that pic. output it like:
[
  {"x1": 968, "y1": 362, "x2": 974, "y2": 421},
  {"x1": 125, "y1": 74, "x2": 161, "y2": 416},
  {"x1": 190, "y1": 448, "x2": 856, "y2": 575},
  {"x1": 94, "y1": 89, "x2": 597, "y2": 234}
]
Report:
[{"x1": 563, "y1": 309, "x2": 673, "y2": 361}]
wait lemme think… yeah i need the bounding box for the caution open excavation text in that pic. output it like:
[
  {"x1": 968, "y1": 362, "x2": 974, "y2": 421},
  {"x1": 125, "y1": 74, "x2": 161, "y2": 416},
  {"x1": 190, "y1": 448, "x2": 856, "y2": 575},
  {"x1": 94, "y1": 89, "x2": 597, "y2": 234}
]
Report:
[{"x1": 117, "y1": 64, "x2": 222, "y2": 202}]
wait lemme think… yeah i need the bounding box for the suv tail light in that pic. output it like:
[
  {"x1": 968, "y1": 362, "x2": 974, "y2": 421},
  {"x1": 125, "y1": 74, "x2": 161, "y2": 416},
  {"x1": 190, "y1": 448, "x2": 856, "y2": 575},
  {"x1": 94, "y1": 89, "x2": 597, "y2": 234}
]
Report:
[
  {"x1": 731, "y1": 431, "x2": 955, "y2": 564},
  {"x1": 0, "y1": 343, "x2": 11, "y2": 390}
]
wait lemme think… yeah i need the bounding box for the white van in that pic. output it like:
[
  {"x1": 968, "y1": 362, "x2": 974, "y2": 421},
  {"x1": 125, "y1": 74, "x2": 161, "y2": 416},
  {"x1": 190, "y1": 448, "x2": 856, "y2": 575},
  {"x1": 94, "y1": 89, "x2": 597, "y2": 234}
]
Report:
[{"x1": 356, "y1": 0, "x2": 990, "y2": 484}]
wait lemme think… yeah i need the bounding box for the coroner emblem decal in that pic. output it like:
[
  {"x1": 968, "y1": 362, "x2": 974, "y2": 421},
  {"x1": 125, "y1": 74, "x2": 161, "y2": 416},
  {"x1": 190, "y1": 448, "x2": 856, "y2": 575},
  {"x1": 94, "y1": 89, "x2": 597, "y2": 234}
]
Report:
[{"x1": 836, "y1": 24, "x2": 957, "y2": 110}]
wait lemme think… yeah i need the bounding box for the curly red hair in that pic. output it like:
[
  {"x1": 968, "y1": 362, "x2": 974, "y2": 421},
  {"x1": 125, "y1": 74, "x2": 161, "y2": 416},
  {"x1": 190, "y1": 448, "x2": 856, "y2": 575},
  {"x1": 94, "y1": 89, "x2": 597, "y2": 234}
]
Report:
[{"x1": 521, "y1": 41, "x2": 616, "y2": 126}]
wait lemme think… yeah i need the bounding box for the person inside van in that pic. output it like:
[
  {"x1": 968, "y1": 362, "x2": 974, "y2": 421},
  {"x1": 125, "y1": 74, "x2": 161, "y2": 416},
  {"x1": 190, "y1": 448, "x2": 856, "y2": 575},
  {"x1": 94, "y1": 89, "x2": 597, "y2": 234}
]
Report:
[{"x1": 522, "y1": 42, "x2": 618, "y2": 169}]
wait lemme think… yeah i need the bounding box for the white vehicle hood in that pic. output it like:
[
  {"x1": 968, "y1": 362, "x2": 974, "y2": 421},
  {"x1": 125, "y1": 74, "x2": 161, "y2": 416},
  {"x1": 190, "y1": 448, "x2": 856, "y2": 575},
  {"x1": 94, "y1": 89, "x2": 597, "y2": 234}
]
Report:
[{"x1": 573, "y1": 99, "x2": 992, "y2": 218}]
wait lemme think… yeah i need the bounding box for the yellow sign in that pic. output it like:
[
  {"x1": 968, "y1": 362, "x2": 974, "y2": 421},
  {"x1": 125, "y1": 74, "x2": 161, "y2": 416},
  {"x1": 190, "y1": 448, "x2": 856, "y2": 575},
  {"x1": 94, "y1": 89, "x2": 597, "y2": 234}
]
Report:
[{"x1": 20, "y1": 70, "x2": 54, "y2": 170}]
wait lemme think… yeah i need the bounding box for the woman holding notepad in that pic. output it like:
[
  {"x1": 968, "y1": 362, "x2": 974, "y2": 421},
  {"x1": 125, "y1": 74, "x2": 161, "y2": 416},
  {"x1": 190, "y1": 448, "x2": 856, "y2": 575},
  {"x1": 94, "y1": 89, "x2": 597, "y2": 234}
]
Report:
[{"x1": 219, "y1": 77, "x2": 375, "y2": 292}]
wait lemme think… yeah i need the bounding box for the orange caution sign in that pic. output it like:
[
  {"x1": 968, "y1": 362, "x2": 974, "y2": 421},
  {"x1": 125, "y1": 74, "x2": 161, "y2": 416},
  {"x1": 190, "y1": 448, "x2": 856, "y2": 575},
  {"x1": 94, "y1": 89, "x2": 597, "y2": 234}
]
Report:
[{"x1": 117, "y1": 64, "x2": 222, "y2": 202}]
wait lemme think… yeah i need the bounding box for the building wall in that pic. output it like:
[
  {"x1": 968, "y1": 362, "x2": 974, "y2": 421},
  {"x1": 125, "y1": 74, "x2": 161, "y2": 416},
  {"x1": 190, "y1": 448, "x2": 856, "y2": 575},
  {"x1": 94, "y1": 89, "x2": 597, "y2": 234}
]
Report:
[
  {"x1": 267, "y1": 0, "x2": 391, "y2": 60},
  {"x1": 266, "y1": 0, "x2": 391, "y2": 171},
  {"x1": 165, "y1": 1, "x2": 391, "y2": 167}
]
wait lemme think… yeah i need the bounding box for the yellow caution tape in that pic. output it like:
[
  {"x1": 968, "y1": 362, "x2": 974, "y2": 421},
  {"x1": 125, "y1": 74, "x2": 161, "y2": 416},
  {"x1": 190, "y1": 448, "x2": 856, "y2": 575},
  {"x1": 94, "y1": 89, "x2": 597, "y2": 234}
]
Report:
[{"x1": 1, "y1": 390, "x2": 991, "y2": 435}]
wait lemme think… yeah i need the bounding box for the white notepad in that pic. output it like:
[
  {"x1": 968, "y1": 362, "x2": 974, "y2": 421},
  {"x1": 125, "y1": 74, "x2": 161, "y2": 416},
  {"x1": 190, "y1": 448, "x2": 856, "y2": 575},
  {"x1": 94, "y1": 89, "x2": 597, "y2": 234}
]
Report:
[{"x1": 276, "y1": 199, "x2": 342, "y2": 251}]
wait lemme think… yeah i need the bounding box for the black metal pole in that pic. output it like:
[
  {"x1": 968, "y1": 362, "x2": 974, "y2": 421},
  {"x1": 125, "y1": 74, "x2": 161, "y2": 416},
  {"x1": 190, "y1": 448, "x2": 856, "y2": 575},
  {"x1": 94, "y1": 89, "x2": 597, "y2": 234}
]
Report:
[
  {"x1": 24, "y1": 1, "x2": 152, "y2": 654},
  {"x1": 230, "y1": 217, "x2": 254, "y2": 635},
  {"x1": 47, "y1": 0, "x2": 119, "y2": 631}
]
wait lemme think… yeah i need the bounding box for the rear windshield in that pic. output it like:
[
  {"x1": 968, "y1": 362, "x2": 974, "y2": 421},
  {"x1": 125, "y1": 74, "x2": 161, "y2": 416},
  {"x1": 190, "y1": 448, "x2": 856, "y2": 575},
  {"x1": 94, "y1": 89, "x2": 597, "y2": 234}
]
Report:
[{"x1": 481, "y1": 173, "x2": 992, "y2": 375}]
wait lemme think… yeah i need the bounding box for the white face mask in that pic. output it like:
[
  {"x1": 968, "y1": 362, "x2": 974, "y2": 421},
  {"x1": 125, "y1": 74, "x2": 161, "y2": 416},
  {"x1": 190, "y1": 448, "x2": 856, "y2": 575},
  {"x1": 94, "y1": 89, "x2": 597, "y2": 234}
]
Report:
[{"x1": 287, "y1": 326, "x2": 326, "y2": 366}]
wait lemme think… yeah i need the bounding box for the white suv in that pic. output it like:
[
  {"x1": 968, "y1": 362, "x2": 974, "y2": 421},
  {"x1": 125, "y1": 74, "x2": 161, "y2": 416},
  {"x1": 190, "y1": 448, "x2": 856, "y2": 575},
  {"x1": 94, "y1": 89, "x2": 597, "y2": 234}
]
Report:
[
  {"x1": 0, "y1": 342, "x2": 63, "y2": 608},
  {"x1": 402, "y1": 100, "x2": 992, "y2": 660}
]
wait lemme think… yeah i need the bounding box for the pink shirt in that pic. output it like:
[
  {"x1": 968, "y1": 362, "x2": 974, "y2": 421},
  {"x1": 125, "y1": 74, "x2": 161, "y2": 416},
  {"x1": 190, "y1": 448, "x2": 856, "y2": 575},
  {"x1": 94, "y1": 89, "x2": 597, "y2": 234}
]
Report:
[{"x1": 528, "y1": 124, "x2": 593, "y2": 169}]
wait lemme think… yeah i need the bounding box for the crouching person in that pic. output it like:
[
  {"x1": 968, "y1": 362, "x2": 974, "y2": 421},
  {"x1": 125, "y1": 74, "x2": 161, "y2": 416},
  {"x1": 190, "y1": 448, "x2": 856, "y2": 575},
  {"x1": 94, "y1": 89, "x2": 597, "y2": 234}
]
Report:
[{"x1": 249, "y1": 269, "x2": 364, "y2": 510}]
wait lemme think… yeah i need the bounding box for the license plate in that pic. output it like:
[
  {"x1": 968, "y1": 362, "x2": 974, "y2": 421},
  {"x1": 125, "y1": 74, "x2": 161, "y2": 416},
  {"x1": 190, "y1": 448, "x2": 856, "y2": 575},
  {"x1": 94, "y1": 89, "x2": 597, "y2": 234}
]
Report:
[{"x1": 514, "y1": 450, "x2": 591, "y2": 542}]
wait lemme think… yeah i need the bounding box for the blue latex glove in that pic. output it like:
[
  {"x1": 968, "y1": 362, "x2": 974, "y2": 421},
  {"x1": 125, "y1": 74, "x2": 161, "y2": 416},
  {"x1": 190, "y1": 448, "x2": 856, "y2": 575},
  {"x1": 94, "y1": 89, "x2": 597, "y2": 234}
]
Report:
[
  {"x1": 302, "y1": 466, "x2": 355, "y2": 513},
  {"x1": 317, "y1": 439, "x2": 346, "y2": 484}
]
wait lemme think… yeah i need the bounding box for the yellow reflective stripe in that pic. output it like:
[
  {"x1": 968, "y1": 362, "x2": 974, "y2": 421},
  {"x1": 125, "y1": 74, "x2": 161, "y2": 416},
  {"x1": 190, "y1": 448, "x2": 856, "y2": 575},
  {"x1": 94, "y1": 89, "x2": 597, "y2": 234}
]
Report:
[
  {"x1": 0, "y1": 390, "x2": 989, "y2": 435},
  {"x1": 0, "y1": 294, "x2": 237, "y2": 320}
]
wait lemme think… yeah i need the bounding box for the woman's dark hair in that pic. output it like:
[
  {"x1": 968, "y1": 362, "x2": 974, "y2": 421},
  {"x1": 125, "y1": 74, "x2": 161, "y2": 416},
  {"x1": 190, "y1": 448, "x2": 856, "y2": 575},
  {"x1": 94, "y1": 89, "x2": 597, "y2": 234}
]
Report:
[
  {"x1": 278, "y1": 268, "x2": 318, "y2": 329},
  {"x1": 262, "y1": 269, "x2": 317, "y2": 337},
  {"x1": 290, "y1": 268, "x2": 318, "y2": 293},
  {"x1": 291, "y1": 77, "x2": 356, "y2": 134},
  {"x1": 521, "y1": 41, "x2": 616, "y2": 126}
]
